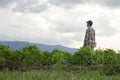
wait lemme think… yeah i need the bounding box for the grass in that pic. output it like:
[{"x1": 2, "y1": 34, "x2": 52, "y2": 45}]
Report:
[{"x1": 0, "y1": 67, "x2": 120, "y2": 80}]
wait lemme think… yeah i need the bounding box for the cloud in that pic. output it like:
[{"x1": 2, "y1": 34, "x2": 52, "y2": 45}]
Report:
[
  {"x1": 0, "y1": 0, "x2": 15, "y2": 8},
  {"x1": 40, "y1": 4, "x2": 118, "y2": 45},
  {"x1": 0, "y1": 0, "x2": 120, "y2": 50},
  {"x1": 12, "y1": 0, "x2": 48, "y2": 13},
  {"x1": 40, "y1": 7, "x2": 86, "y2": 42},
  {"x1": 95, "y1": 0, "x2": 120, "y2": 8},
  {"x1": 48, "y1": 0, "x2": 120, "y2": 8},
  {"x1": 52, "y1": 17, "x2": 84, "y2": 33},
  {"x1": 54, "y1": 21, "x2": 82, "y2": 33},
  {"x1": 1, "y1": 0, "x2": 120, "y2": 13},
  {"x1": 41, "y1": 6, "x2": 86, "y2": 33},
  {"x1": 48, "y1": 0, "x2": 83, "y2": 7},
  {"x1": 91, "y1": 11, "x2": 117, "y2": 37},
  {"x1": 95, "y1": 18, "x2": 116, "y2": 37},
  {"x1": 0, "y1": 0, "x2": 47, "y2": 13}
]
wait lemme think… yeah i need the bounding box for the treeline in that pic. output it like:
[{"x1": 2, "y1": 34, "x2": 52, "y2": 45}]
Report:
[{"x1": 0, "y1": 44, "x2": 120, "y2": 74}]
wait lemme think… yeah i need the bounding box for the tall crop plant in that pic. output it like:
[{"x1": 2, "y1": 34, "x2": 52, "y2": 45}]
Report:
[
  {"x1": 19, "y1": 45, "x2": 41, "y2": 66},
  {"x1": 50, "y1": 49, "x2": 71, "y2": 64},
  {"x1": 72, "y1": 47, "x2": 95, "y2": 65}
]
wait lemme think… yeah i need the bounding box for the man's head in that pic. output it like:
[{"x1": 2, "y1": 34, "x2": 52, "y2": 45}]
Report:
[{"x1": 86, "y1": 20, "x2": 93, "y2": 27}]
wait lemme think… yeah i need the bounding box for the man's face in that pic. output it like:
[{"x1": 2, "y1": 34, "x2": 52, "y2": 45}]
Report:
[{"x1": 87, "y1": 23, "x2": 90, "y2": 27}]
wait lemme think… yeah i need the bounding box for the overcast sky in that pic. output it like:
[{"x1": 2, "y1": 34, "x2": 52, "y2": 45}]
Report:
[{"x1": 0, "y1": 0, "x2": 120, "y2": 51}]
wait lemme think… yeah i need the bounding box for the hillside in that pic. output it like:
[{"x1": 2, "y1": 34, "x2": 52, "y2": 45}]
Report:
[{"x1": 0, "y1": 41, "x2": 76, "y2": 53}]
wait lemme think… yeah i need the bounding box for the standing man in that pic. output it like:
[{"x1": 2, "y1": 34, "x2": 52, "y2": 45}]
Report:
[{"x1": 83, "y1": 20, "x2": 96, "y2": 50}]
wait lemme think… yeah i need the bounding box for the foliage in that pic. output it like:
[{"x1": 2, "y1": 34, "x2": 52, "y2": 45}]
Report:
[
  {"x1": 103, "y1": 64, "x2": 120, "y2": 75},
  {"x1": 0, "y1": 69, "x2": 120, "y2": 80},
  {"x1": 18, "y1": 44, "x2": 41, "y2": 65},
  {"x1": 95, "y1": 48, "x2": 119, "y2": 65},
  {"x1": 72, "y1": 47, "x2": 95, "y2": 65},
  {"x1": 94, "y1": 49, "x2": 104, "y2": 64},
  {"x1": 0, "y1": 44, "x2": 42, "y2": 66},
  {"x1": 0, "y1": 44, "x2": 120, "y2": 75},
  {"x1": 40, "y1": 51, "x2": 51, "y2": 65},
  {"x1": 0, "y1": 45, "x2": 13, "y2": 60},
  {"x1": 50, "y1": 49, "x2": 71, "y2": 64}
]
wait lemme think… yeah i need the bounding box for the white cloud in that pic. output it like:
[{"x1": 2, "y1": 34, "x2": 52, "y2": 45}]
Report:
[
  {"x1": 12, "y1": 0, "x2": 48, "y2": 13},
  {"x1": 96, "y1": 32, "x2": 120, "y2": 51},
  {"x1": 48, "y1": 0, "x2": 120, "y2": 8},
  {"x1": 0, "y1": 0, "x2": 48, "y2": 13},
  {"x1": 1, "y1": 0, "x2": 120, "y2": 13},
  {"x1": 0, "y1": 0, "x2": 15, "y2": 8},
  {"x1": 0, "y1": 0, "x2": 120, "y2": 51}
]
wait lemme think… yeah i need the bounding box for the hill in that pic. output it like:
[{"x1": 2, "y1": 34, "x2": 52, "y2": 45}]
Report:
[{"x1": 0, "y1": 41, "x2": 76, "y2": 53}]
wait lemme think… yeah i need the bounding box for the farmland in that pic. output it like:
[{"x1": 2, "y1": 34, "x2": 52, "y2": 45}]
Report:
[{"x1": 0, "y1": 44, "x2": 120, "y2": 80}]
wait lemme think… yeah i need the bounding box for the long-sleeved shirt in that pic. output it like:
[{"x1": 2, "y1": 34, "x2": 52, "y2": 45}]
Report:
[{"x1": 84, "y1": 27, "x2": 96, "y2": 49}]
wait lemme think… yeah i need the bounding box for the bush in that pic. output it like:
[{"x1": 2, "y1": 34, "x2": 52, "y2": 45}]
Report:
[
  {"x1": 0, "y1": 44, "x2": 42, "y2": 66},
  {"x1": 72, "y1": 47, "x2": 95, "y2": 65},
  {"x1": 0, "y1": 44, "x2": 120, "y2": 73},
  {"x1": 103, "y1": 49, "x2": 117, "y2": 64},
  {"x1": 103, "y1": 64, "x2": 120, "y2": 75},
  {"x1": 19, "y1": 45, "x2": 41, "y2": 66},
  {"x1": 41, "y1": 51, "x2": 51, "y2": 65},
  {"x1": 95, "y1": 48, "x2": 119, "y2": 65},
  {"x1": 94, "y1": 49, "x2": 105, "y2": 64},
  {"x1": 0, "y1": 45, "x2": 12, "y2": 59},
  {"x1": 50, "y1": 49, "x2": 71, "y2": 64}
]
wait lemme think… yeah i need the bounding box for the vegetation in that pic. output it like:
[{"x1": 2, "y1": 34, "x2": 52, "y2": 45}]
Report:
[
  {"x1": 0, "y1": 69, "x2": 120, "y2": 80},
  {"x1": 0, "y1": 44, "x2": 120, "y2": 79}
]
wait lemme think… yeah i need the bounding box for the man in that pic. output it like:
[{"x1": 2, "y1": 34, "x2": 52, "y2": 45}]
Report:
[{"x1": 83, "y1": 20, "x2": 96, "y2": 50}]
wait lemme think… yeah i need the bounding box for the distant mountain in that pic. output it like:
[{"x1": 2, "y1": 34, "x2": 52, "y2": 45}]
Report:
[{"x1": 0, "y1": 41, "x2": 76, "y2": 53}]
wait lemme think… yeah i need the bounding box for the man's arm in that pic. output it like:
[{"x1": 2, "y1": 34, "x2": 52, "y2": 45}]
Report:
[{"x1": 84, "y1": 29, "x2": 89, "y2": 46}]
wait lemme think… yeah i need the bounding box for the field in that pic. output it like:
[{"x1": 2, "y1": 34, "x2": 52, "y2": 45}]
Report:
[
  {"x1": 0, "y1": 68, "x2": 120, "y2": 80},
  {"x1": 0, "y1": 44, "x2": 120, "y2": 80}
]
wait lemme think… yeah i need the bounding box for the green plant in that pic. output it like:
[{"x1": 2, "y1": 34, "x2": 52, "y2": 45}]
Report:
[
  {"x1": 41, "y1": 51, "x2": 51, "y2": 65},
  {"x1": 72, "y1": 47, "x2": 95, "y2": 65},
  {"x1": 19, "y1": 44, "x2": 41, "y2": 66},
  {"x1": 103, "y1": 64, "x2": 120, "y2": 75},
  {"x1": 103, "y1": 49, "x2": 117, "y2": 64},
  {"x1": 94, "y1": 49, "x2": 105, "y2": 64},
  {"x1": 50, "y1": 49, "x2": 70, "y2": 64}
]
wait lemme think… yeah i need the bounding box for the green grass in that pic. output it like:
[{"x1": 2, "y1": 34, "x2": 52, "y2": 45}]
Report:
[{"x1": 0, "y1": 68, "x2": 120, "y2": 80}]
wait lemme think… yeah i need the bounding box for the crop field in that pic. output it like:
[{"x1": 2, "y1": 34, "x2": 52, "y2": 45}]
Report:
[{"x1": 0, "y1": 45, "x2": 120, "y2": 80}]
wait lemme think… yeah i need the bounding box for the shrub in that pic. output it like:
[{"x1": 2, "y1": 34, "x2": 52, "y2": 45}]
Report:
[
  {"x1": 41, "y1": 51, "x2": 51, "y2": 65},
  {"x1": 50, "y1": 49, "x2": 70, "y2": 64},
  {"x1": 94, "y1": 49, "x2": 105, "y2": 64},
  {"x1": 19, "y1": 45, "x2": 41, "y2": 66},
  {"x1": 103, "y1": 49, "x2": 117, "y2": 65},
  {"x1": 103, "y1": 64, "x2": 120, "y2": 75},
  {"x1": 72, "y1": 47, "x2": 95, "y2": 65},
  {"x1": 95, "y1": 48, "x2": 118, "y2": 65}
]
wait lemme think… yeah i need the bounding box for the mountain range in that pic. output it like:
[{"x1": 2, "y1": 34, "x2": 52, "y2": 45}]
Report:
[{"x1": 0, "y1": 41, "x2": 76, "y2": 53}]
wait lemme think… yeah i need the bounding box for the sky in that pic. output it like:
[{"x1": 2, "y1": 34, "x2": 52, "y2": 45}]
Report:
[{"x1": 0, "y1": 0, "x2": 120, "y2": 51}]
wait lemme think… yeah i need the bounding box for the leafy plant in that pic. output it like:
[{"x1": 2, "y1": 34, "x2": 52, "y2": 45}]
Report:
[
  {"x1": 50, "y1": 49, "x2": 70, "y2": 64},
  {"x1": 19, "y1": 44, "x2": 41, "y2": 66},
  {"x1": 72, "y1": 47, "x2": 95, "y2": 65},
  {"x1": 94, "y1": 49, "x2": 105, "y2": 64},
  {"x1": 103, "y1": 49, "x2": 117, "y2": 64},
  {"x1": 40, "y1": 51, "x2": 51, "y2": 65}
]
